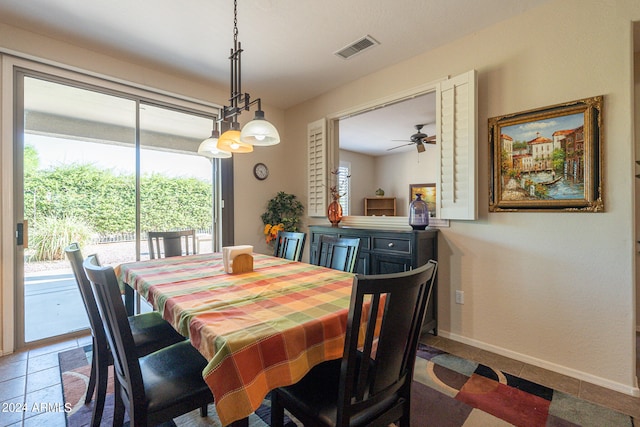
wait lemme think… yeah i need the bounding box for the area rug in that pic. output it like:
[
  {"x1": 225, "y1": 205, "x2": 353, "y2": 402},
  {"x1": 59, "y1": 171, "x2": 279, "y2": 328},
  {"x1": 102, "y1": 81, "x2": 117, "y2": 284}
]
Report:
[
  {"x1": 59, "y1": 344, "x2": 633, "y2": 426},
  {"x1": 58, "y1": 345, "x2": 296, "y2": 427}
]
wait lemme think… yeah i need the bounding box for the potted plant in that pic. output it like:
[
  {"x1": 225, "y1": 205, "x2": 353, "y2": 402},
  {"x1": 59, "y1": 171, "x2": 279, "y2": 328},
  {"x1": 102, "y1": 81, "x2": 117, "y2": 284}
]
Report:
[{"x1": 261, "y1": 192, "x2": 304, "y2": 244}]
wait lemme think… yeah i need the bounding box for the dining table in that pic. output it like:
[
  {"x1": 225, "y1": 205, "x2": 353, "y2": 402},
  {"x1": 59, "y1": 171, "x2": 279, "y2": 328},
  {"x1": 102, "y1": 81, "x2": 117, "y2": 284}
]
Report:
[{"x1": 114, "y1": 252, "x2": 358, "y2": 427}]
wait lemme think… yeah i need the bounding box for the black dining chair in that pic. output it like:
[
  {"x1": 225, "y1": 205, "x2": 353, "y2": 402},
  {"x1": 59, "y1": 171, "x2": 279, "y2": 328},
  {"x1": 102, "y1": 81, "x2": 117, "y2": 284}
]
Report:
[
  {"x1": 147, "y1": 230, "x2": 197, "y2": 259},
  {"x1": 312, "y1": 235, "x2": 360, "y2": 273},
  {"x1": 83, "y1": 254, "x2": 214, "y2": 427},
  {"x1": 65, "y1": 243, "x2": 185, "y2": 427},
  {"x1": 273, "y1": 231, "x2": 306, "y2": 262},
  {"x1": 271, "y1": 260, "x2": 438, "y2": 427}
]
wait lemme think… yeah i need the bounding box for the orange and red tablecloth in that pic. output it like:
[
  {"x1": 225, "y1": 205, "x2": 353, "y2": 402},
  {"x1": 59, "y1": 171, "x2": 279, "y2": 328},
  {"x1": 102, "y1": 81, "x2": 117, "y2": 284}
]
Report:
[{"x1": 115, "y1": 253, "x2": 355, "y2": 426}]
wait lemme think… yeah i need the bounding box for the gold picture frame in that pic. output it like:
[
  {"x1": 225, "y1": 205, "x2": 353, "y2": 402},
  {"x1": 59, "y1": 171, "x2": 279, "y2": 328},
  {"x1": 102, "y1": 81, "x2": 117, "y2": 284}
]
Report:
[
  {"x1": 488, "y1": 96, "x2": 603, "y2": 212},
  {"x1": 409, "y1": 183, "x2": 436, "y2": 217}
]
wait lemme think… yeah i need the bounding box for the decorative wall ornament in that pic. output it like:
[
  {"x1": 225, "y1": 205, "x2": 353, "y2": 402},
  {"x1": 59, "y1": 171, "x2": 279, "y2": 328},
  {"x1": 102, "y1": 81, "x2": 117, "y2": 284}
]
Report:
[{"x1": 488, "y1": 96, "x2": 603, "y2": 212}]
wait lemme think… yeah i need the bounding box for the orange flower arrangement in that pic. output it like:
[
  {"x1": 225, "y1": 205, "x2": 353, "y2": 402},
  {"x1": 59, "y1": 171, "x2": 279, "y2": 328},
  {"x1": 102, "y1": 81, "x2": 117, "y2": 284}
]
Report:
[{"x1": 263, "y1": 223, "x2": 285, "y2": 244}]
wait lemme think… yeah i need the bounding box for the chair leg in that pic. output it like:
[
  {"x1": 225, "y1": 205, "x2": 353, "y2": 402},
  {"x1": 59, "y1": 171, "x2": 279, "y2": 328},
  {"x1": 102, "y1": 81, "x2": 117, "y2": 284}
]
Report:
[
  {"x1": 398, "y1": 400, "x2": 411, "y2": 426},
  {"x1": 90, "y1": 349, "x2": 109, "y2": 427},
  {"x1": 199, "y1": 404, "x2": 208, "y2": 417},
  {"x1": 112, "y1": 382, "x2": 125, "y2": 427},
  {"x1": 85, "y1": 337, "x2": 98, "y2": 404},
  {"x1": 270, "y1": 391, "x2": 284, "y2": 427}
]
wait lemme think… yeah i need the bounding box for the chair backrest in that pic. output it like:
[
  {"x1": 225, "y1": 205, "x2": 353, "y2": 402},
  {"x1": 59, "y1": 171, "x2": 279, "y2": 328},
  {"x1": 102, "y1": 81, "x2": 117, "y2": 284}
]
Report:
[
  {"x1": 337, "y1": 260, "x2": 438, "y2": 425},
  {"x1": 83, "y1": 255, "x2": 145, "y2": 411},
  {"x1": 64, "y1": 243, "x2": 108, "y2": 349},
  {"x1": 273, "y1": 231, "x2": 306, "y2": 262},
  {"x1": 147, "y1": 230, "x2": 196, "y2": 259},
  {"x1": 312, "y1": 235, "x2": 360, "y2": 273}
]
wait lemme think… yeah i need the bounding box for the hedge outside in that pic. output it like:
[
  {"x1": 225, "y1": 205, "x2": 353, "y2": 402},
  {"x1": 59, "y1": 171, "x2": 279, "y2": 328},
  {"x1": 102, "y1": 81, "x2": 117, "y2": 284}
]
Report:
[{"x1": 24, "y1": 163, "x2": 213, "y2": 237}]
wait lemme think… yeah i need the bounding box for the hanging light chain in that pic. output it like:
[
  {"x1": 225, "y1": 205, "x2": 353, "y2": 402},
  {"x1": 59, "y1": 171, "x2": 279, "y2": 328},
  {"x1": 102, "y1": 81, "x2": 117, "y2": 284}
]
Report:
[
  {"x1": 223, "y1": 0, "x2": 261, "y2": 123},
  {"x1": 233, "y1": 0, "x2": 238, "y2": 43},
  {"x1": 199, "y1": 0, "x2": 279, "y2": 155}
]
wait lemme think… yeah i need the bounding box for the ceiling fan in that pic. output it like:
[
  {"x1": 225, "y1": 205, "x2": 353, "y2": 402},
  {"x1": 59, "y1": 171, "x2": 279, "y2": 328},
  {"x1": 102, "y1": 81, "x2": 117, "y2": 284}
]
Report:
[{"x1": 387, "y1": 124, "x2": 436, "y2": 153}]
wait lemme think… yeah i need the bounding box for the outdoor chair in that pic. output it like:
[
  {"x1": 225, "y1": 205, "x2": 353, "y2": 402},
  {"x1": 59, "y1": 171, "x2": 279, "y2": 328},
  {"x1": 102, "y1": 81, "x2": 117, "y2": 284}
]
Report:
[
  {"x1": 147, "y1": 230, "x2": 197, "y2": 259},
  {"x1": 65, "y1": 243, "x2": 185, "y2": 427},
  {"x1": 312, "y1": 235, "x2": 360, "y2": 273},
  {"x1": 83, "y1": 254, "x2": 213, "y2": 427},
  {"x1": 273, "y1": 231, "x2": 306, "y2": 262},
  {"x1": 271, "y1": 260, "x2": 438, "y2": 427}
]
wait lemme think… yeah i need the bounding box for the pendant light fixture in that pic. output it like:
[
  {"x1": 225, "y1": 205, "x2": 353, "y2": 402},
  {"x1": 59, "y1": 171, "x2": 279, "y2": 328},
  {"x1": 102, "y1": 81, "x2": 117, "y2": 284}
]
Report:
[
  {"x1": 198, "y1": 121, "x2": 232, "y2": 158},
  {"x1": 217, "y1": 121, "x2": 253, "y2": 153},
  {"x1": 199, "y1": 0, "x2": 280, "y2": 156}
]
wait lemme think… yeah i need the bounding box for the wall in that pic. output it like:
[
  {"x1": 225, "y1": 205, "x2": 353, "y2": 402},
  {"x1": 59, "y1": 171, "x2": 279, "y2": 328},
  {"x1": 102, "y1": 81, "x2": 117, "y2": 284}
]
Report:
[
  {"x1": 376, "y1": 147, "x2": 439, "y2": 216},
  {"x1": 287, "y1": 0, "x2": 640, "y2": 394},
  {"x1": 341, "y1": 147, "x2": 439, "y2": 217},
  {"x1": 635, "y1": 49, "x2": 640, "y2": 331},
  {"x1": 339, "y1": 149, "x2": 375, "y2": 216}
]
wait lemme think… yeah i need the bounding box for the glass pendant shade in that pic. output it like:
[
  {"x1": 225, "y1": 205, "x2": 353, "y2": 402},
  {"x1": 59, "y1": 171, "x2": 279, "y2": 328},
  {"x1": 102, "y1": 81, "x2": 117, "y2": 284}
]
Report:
[
  {"x1": 198, "y1": 130, "x2": 231, "y2": 158},
  {"x1": 239, "y1": 110, "x2": 280, "y2": 146},
  {"x1": 217, "y1": 129, "x2": 254, "y2": 153}
]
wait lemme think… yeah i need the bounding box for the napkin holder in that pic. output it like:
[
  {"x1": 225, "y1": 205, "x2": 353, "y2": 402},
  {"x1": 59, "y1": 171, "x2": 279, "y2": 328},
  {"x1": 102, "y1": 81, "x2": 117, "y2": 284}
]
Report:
[
  {"x1": 229, "y1": 253, "x2": 253, "y2": 274},
  {"x1": 222, "y1": 245, "x2": 254, "y2": 274}
]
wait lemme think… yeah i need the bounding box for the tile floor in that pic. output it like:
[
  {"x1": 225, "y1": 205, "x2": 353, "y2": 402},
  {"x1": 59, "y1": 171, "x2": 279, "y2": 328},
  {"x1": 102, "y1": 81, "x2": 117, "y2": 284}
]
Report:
[
  {"x1": 0, "y1": 333, "x2": 638, "y2": 427},
  {"x1": 0, "y1": 334, "x2": 92, "y2": 427}
]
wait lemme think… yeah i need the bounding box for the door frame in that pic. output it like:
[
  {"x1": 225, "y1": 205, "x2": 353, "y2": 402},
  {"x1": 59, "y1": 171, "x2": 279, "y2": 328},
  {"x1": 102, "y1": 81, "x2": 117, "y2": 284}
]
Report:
[{"x1": 1, "y1": 55, "x2": 229, "y2": 353}]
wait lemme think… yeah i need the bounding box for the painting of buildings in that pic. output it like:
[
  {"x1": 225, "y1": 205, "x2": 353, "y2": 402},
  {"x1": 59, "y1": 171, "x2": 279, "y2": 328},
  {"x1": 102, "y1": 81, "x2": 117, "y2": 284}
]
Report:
[{"x1": 499, "y1": 112, "x2": 585, "y2": 201}]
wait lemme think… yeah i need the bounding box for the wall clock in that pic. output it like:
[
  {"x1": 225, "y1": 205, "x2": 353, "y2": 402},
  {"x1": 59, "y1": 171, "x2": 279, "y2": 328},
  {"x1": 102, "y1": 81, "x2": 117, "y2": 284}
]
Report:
[{"x1": 253, "y1": 162, "x2": 269, "y2": 180}]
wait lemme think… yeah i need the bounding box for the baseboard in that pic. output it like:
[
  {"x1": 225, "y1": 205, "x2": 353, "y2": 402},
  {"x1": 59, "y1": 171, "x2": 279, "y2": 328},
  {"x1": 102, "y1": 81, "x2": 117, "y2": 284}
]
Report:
[{"x1": 438, "y1": 330, "x2": 640, "y2": 398}]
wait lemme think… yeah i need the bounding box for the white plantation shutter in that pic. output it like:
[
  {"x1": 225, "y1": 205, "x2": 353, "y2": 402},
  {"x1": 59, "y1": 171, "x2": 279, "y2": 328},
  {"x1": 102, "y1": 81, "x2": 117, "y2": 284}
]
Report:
[
  {"x1": 308, "y1": 119, "x2": 327, "y2": 217},
  {"x1": 436, "y1": 70, "x2": 477, "y2": 220}
]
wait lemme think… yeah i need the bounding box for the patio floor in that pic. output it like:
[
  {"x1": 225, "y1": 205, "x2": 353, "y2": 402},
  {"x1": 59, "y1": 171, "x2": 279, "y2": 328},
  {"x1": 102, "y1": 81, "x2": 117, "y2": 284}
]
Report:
[
  {"x1": 24, "y1": 268, "x2": 156, "y2": 343},
  {"x1": 22, "y1": 239, "x2": 194, "y2": 343},
  {"x1": 24, "y1": 268, "x2": 89, "y2": 342}
]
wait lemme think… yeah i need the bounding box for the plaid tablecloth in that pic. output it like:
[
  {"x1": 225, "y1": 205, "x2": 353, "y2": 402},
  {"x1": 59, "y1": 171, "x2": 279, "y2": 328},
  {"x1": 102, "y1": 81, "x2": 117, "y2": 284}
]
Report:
[{"x1": 115, "y1": 253, "x2": 355, "y2": 426}]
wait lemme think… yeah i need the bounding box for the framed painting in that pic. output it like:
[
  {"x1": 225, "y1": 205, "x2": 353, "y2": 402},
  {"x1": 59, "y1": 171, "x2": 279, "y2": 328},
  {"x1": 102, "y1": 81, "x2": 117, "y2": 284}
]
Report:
[
  {"x1": 410, "y1": 183, "x2": 436, "y2": 217},
  {"x1": 488, "y1": 96, "x2": 603, "y2": 212}
]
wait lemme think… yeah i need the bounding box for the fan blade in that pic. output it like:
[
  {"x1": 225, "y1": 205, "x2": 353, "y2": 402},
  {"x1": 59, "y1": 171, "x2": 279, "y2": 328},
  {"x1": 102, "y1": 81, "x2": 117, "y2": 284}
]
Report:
[
  {"x1": 387, "y1": 142, "x2": 414, "y2": 151},
  {"x1": 421, "y1": 135, "x2": 436, "y2": 143}
]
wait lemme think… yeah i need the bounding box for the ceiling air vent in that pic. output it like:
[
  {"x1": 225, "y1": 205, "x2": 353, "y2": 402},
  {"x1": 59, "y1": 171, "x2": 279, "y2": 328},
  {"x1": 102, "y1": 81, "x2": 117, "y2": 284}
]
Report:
[{"x1": 334, "y1": 35, "x2": 379, "y2": 60}]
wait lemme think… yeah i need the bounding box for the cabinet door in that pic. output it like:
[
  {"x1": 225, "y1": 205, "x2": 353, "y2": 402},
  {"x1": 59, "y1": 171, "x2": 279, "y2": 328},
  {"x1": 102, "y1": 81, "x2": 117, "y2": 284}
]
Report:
[{"x1": 371, "y1": 254, "x2": 411, "y2": 274}]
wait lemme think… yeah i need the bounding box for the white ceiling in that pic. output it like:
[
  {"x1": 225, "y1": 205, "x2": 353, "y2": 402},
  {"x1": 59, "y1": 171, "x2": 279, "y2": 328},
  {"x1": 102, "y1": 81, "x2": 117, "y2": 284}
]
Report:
[
  {"x1": 339, "y1": 92, "x2": 437, "y2": 156},
  {"x1": 0, "y1": 0, "x2": 551, "y2": 155}
]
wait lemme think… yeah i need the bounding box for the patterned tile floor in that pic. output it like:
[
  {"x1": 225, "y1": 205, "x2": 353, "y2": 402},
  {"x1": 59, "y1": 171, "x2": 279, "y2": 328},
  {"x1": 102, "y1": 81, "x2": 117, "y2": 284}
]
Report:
[{"x1": 0, "y1": 333, "x2": 638, "y2": 426}]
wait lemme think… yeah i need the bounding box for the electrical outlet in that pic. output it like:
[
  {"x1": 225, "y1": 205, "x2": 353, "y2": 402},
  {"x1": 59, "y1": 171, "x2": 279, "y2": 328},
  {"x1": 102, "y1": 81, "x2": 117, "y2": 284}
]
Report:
[{"x1": 455, "y1": 290, "x2": 464, "y2": 304}]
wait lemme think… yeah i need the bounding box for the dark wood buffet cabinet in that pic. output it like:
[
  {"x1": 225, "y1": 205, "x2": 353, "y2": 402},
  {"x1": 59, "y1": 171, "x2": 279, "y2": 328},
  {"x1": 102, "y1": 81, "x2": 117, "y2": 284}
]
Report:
[{"x1": 309, "y1": 225, "x2": 439, "y2": 334}]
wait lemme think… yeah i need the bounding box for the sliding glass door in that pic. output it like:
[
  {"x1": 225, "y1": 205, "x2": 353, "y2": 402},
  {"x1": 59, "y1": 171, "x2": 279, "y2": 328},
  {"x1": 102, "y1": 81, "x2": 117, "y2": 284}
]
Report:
[
  {"x1": 16, "y1": 71, "x2": 219, "y2": 347},
  {"x1": 139, "y1": 103, "x2": 214, "y2": 259}
]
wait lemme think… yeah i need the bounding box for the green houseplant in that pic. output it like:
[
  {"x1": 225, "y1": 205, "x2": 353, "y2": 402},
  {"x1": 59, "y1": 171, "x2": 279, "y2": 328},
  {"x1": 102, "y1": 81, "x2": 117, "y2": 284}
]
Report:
[{"x1": 261, "y1": 192, "x2": 304, "y2": 244}]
